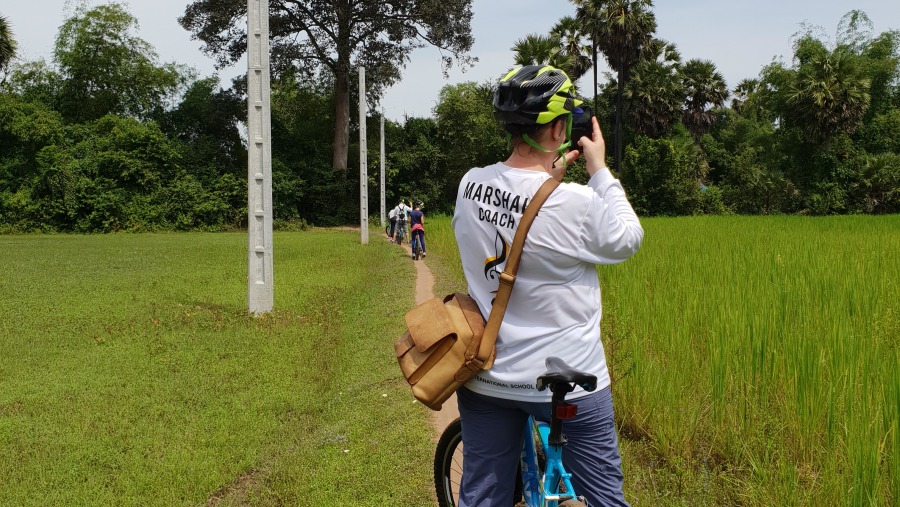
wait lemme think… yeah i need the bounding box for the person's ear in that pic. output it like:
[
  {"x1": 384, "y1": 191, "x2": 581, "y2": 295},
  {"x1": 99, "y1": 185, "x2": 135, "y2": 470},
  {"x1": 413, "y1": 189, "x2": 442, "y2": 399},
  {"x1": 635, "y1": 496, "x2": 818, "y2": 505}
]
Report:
[{"x1": 555, "y1": 118, "x2": 566, "y2": 141}]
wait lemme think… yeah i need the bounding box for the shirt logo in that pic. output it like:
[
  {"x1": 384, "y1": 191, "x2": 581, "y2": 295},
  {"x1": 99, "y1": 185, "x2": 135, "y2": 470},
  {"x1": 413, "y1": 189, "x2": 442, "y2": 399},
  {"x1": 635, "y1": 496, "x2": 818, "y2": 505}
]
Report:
[{"x1": 483, "y1": 231, "x2": 509, "y2": 281}]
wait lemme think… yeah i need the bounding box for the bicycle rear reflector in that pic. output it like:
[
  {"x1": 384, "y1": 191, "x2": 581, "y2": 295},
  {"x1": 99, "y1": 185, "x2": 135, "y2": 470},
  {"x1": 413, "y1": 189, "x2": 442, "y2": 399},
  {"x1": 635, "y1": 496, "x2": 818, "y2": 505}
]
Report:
[{"x1": 555, "y1": 403, "x2": 578, "y2": 420}]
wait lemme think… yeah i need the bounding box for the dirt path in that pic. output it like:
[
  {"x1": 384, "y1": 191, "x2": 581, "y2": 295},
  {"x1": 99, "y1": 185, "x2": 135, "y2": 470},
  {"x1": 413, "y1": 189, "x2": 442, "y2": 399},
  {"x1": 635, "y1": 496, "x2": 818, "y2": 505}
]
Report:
[{"x1": 396, "y1": 239, "x2": 460, "y2": 436}]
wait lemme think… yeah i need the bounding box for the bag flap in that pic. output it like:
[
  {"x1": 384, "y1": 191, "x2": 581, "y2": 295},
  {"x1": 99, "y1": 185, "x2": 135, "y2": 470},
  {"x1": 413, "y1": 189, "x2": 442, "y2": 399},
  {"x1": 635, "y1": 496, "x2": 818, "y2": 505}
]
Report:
[
  {"x1": 446, "y1": 293, "x2": 493, "y2": 369},
  {"x1": 405, "y1": 298, "x2": 456, "y2": 352},
  {"x1": 444, "y1": 297, "x2": 474, "y2": 343}
]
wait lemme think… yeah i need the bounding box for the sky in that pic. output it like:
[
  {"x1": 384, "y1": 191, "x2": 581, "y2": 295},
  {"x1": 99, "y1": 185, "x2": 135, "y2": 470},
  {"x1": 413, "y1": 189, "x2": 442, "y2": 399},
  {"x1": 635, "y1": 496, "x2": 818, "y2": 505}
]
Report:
[{"x1": 3, "y1": 0, "x2": 898, "y2": 122}]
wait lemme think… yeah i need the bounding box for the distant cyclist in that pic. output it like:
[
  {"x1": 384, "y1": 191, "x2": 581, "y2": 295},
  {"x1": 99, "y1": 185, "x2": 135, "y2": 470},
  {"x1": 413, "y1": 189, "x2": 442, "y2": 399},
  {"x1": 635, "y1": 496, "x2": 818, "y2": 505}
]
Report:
[
  {"x1": 392, "y1": 199, "x2": 410, "y2": 244},
  {"x1": 388, "y1": 206, "x2": 398, "y2": 239},
  {"x1": 409, "y1": 201, "x2": 426, "y2": 258}
]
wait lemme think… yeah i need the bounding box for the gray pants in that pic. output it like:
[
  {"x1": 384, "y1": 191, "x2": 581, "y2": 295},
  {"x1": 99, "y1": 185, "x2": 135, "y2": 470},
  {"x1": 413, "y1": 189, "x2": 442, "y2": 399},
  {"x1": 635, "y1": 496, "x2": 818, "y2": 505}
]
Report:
[{"x1": 457, "y1": 386, "x2": 630, "y2": 507}]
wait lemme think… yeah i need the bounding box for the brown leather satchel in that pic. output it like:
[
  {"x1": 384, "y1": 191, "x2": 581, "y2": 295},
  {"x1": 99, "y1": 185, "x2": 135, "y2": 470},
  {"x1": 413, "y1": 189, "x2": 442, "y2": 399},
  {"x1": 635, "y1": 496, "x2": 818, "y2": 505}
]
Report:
[{"x1": 394, "y1": 178, "x2": 559, "y2": 410}]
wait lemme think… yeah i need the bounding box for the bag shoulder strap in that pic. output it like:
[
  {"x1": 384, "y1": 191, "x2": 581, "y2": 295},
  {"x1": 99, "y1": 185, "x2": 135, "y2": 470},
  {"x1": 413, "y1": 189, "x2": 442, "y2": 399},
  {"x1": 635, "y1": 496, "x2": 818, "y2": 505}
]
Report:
[{"x1": 475, "y1": 177, "x2": 559, "y2": 364}]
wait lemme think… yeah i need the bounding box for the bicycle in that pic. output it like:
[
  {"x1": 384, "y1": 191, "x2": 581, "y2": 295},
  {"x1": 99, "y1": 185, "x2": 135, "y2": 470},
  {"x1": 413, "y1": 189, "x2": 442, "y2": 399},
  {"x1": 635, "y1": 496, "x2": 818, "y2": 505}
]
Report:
[
  {"x1": 394, "y1": 221, "x2": 407, "y2": 245},
  {"x1": 434, "y1": 357, "x2": 597, "y2": 507},
  {"x1": 411, "y1": 231, "x2": 424, "y2": 260}
]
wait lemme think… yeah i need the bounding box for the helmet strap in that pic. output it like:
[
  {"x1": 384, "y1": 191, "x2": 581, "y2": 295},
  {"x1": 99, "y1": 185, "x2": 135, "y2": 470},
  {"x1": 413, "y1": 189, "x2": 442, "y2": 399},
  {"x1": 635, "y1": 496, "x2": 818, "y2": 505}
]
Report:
[{"x1": 520, "y1": 115, "x2": 573, "y2": 170}]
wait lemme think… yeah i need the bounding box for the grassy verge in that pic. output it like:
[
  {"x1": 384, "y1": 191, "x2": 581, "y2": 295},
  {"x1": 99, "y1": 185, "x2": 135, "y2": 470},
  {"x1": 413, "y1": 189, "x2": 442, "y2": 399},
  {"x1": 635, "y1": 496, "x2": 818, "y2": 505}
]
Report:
[
  {"x1": 426, "y1": 214, "x2": 899, "y2": 506},
  {"x1": 420, "y1": 215, "x2": 466, "y2": 300},
  {"x1": 0, "y1": 229, "x2": 434, "y2": 506}
]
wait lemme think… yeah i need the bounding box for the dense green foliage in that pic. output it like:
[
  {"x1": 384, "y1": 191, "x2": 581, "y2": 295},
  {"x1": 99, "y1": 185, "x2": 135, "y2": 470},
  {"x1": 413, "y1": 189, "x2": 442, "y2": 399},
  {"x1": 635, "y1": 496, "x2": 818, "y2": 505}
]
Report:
[
  {"x1": 427, "y1": 213, "x2": 900, "y2": 506},
  {"x1": 1, "y1": 3, "x2": 245, "y2": 232},
  {"x1": 0, "y1": 3, "x2": 898, "y2": 233},
  {"x1": 0, "y1": 230, "x2": 432, "y2": 505}
]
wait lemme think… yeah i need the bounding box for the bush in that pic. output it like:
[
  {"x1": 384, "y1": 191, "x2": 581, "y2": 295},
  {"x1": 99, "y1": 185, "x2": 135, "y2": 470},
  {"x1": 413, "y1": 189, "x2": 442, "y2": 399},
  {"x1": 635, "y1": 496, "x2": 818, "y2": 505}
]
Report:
[
  {"x1": 620, "y1": 132, "x2": 704, "y2": 216},
  {"x1": 698, "y1": 184, "x2": 730, "y2": 214}
]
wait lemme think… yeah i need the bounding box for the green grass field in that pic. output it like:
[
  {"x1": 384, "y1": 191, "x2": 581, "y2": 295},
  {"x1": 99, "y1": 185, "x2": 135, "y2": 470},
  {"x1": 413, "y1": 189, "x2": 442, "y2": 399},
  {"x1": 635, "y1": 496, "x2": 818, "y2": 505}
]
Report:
[
  {"x1": 428, "y1": 214, "x2": 900, "y2": 506},
  {"x1": 1, "y1": 216, "x2": 897, "y2": 506},
  {"x1": 0, "y1": 231, "x2": 433, "y2": 506}
]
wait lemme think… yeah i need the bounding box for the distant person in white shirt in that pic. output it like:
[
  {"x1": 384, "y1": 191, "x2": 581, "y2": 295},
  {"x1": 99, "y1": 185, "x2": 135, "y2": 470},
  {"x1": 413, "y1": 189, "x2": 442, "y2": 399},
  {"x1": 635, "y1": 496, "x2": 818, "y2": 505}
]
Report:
[
  {"x1": 392, "y1": 200, "x2": 409, "y2": 244},
  {"x1": 451, "y1": 65, "x2": 643, "y2": 507},
  {"x1": 388, "y1": 206, "x2": 397, "y2": 239}
]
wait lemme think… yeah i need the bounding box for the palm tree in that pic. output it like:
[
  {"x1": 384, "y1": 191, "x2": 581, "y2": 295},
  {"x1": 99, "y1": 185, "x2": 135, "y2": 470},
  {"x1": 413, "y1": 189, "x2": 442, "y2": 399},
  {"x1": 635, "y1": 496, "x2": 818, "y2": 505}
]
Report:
[
  {"x1": 574, "y1": 0, "x2": 657, "y2": 169},
  {"x1": 787, "y1": 48, "x2": 870, "y2": 144},
  {"x1": 550, "y1": 16, "x2": 592, "y2": 81},
  {"x1": 512, "y1": 34, "x2": 571, "y2": 73},
  {"x1": 624, "y1": 39, "x2": 681, "y2": 138},
  {"x1": 680, "y1": 59, "x2": 728, "y2": 140},
  {"x1": 731, "y1": 78, "x2": 760, "y2": 112},
  {"x1": 0, "y1": 14, "x2": 18, "y2": 73}
]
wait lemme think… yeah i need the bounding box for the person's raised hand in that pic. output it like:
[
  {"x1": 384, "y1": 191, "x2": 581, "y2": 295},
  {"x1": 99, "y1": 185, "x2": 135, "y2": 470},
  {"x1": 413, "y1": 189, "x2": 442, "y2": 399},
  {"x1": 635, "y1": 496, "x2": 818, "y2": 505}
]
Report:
[{"x1": 577, "y1": 116, "x2": 607, "y2": 177}]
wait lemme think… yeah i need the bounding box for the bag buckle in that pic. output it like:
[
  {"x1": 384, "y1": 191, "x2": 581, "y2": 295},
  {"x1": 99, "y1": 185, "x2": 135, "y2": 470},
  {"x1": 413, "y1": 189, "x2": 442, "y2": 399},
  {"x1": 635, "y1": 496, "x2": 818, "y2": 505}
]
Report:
[
  {"x1": 499, "y1": 271, "x2": 516, "y2": 287},
  {"x1": 454, "y1": 357, "x2": 486, "y2": 382}
]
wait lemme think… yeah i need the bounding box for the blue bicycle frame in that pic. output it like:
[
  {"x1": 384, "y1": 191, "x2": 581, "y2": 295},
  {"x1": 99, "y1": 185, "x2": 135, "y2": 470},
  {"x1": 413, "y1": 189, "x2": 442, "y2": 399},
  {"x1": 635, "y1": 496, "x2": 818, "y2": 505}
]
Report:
[
  {"x1": 520, "y1": 417, "x2": 579, "y2": 507},
  {"x1": 432, "y1": 357, "x2": 596, "y2": 507}
]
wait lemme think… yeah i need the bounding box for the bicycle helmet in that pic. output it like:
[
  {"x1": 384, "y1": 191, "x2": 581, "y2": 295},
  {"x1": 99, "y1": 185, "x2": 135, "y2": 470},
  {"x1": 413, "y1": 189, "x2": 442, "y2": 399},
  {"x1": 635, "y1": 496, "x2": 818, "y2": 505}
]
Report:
[
  {"x1": 493, "y1": 65, "x2": 582, "y2": 163},
  {"x1": 494, "y1": 65, "x2": 581, "y2": 127}
]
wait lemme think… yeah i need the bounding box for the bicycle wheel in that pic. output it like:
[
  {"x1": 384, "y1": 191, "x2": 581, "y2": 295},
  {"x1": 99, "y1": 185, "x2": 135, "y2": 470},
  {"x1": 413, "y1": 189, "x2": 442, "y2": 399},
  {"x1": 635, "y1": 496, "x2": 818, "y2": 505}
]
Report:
[
  {"x1": 385, "y1": 224, "x2": 391, "y2": 238},
  {"x1": 434, "y1": 419, "x2": 463, "y2": 507}
]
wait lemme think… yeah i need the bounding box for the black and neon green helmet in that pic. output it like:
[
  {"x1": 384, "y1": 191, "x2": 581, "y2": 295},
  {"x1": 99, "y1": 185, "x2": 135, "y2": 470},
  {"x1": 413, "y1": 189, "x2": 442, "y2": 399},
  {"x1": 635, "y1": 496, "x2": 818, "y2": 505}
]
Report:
[
  {"x1": 493, "y1": 65, "x2": 582, "y2": 128},
  {"x1": 494, "y1": 65, "x2": 583, "y2": 161}
]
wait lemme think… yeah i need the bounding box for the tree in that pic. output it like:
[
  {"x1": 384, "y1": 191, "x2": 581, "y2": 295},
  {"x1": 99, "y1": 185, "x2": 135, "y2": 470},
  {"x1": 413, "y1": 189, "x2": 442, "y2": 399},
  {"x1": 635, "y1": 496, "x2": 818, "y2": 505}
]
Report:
[
  {"x1": 848, "y1": 152, "x2": 900, "y2": 213},
  {"x1": 180, "y1": 0, "x2": 476, "y2": 172},
  {"x1": 679, "y1": 59, "x2": 728, "y2": 140},
  {"x1": 550, "y1": 16, "x2": 592, "y2": 81},
  {"x1": 0, "y1": 14, "x2": 17, "y2": 75},
  {"x1": 731, "y1": 78, "x2": 759, "y2": 113},
  {"x1": 54, "y1": 3, "x2": 188, "y2": 123},
  {"x1": 512, "y1": 34, "x2": 570, "y2": 72},
  {"x1": 624, "y1": 39, "x2": 681, "y2": 138},
  {"x1": 268, "y1": 74, "x2": 340, "y2": 224},
  {"x1": 574, "y1": 0, "x2": 657, "y2": 169},
  {"x1": 433, "y1": 81, "x2": 506, "y2": 204},
  {"x1": 2, "y1": 59, "x2": 62, "y2": 106},
  {"x1": 620, "y1": 127, "x2": 706, "y2": 216},
  {"x1": 511, "y1": 19, "x2": 592, "y2": 83},
  {"x1": 786, "y1": 39, "x2": 870, "y2": 144},
  {"x1": 158, "y1": 76, "x2": 246, "y2": 183},
  {"x1": 384, "y1": 116, "x2": 444, "y2": 212}
]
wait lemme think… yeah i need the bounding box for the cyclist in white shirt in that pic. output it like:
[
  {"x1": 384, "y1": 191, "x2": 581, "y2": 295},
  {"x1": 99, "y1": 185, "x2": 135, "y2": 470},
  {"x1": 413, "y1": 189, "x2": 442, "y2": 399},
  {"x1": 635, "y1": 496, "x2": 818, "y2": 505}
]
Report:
[
  {"x1": 392, "y1": 200, "x2": 409, "y2": 244},
  {"x1": 388, "y1": 206, "x2": 398, "y2": 239},
  {"x1": 451, "y1": 65, "x2": 643, "y2": 507}
]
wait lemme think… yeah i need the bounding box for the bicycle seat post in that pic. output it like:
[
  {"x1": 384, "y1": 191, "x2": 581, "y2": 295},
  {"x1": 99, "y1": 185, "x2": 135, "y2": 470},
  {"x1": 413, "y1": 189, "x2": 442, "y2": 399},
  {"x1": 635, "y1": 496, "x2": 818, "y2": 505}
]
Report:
[{"x1": 548, "y1": 383, "x2": 576, "y2": 447}]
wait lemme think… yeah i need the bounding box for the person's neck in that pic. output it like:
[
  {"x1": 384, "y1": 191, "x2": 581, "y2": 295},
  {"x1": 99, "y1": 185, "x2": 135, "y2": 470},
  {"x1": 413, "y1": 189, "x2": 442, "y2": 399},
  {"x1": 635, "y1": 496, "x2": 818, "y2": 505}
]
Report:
[{"x1": 504, "y1": 145, "x2": 555, "y2": 173}]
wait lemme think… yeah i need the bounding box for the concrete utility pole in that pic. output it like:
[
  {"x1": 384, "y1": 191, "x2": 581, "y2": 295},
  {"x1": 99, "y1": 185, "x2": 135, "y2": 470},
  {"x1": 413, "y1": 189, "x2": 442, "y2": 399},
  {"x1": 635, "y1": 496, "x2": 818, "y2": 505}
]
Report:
[
  {"x1": 380, "y1": 110, "x2": 386, "y2": 227},
  {"x1": 359, "y1": 66, "x2": 369, "y2": 244},
  {"x1": 247, "y1": 0, "x2": 273, "y2": 313}
]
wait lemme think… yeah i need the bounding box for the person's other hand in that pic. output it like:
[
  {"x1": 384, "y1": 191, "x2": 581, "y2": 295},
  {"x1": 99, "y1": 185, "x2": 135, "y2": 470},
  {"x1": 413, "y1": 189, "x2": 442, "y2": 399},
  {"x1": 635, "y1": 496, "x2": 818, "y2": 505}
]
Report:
[
  {"x1": 578, "y1": 117, "x2": 607, "y2": 177},
  {"x1": 550, "y1": 149, "x2": 582, "y2": 181}
]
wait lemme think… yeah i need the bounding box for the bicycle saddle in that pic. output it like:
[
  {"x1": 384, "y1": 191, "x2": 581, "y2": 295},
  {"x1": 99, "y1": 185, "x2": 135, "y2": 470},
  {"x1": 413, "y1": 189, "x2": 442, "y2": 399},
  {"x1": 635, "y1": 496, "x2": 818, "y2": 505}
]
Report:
[{"x1": 536, "y1": 356, "x2": 598, "y2": 392}]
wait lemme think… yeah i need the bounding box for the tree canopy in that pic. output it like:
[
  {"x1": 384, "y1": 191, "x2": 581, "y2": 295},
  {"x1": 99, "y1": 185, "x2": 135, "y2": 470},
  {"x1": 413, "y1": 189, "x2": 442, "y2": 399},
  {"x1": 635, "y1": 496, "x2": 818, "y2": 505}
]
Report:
[
  {"x1": 54, "y1": 3, "x2": 188, "y2": 123},
  {"x1": 179, "y1": 0, "x2": 476, "y2": 172}
]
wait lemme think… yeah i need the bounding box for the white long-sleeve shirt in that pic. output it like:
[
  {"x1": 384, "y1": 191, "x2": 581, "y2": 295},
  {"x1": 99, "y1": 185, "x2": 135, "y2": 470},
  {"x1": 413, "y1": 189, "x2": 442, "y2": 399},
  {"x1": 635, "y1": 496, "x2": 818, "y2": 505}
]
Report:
[{"x1": 451, "y1": 163, "x2": 643, "y2": 401}]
